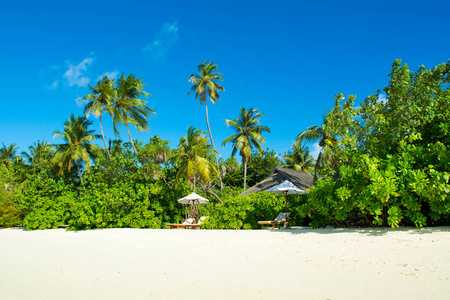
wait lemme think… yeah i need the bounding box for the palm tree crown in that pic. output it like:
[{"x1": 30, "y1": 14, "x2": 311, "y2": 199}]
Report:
[
  {"x1": 296, "y1": 110, "x2": 337, "y2": 179},
  {"x1": 114, "y1": 73, "x2": 155, "y2": 157},
  {"x1": 188, "y1": 61, "x2": 224, "y2": 105},
  {"x1": 21, "y1": 140, "x2": 53, "y2": 165},
  {"x1": 296, "y1": 125, "x2": 324, "y2": 145},
  {"x1": 222, "y1": 107, "x2": 271, "y2": 191},
  {"x1": 53, "y1": 114, "x2": 101, "y2": 184},
  {"x1": 174, "y1": 126, "x2": 219, "y2": 191},
  {"x1": 0, "y1": 143, "x2": 18, "y2": 164},
  {"x1": 80, "y1": 76, "x2": 116, "y2": 160},
  {"x1": 283, "y1": 140, "x2": 315, "y2": 175}
]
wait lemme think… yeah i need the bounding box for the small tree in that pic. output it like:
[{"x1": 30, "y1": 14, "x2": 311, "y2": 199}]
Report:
[{"x1": 174, "y1": 126, "x2": 219, "y2": 192}]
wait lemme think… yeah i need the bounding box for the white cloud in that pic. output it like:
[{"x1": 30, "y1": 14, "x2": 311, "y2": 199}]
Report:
[
  {"x1": 97, "y1": 71, "x2": 119, "y2": 81},
  {"x1": 310, "y1": 142, "x2": 322, "y2": 160},
  {"x1": 144, "y1": 21, "x2": 179, "y2": 62},
  {"x1": 74, "y1": 95, "x2": 84, "y2": 107},
  {"x1": 46, "y1": 80, "x2": 58, "y2": 90},
  {"x1": 64, "y1": 58, "x2": 93, "y2": 87}
]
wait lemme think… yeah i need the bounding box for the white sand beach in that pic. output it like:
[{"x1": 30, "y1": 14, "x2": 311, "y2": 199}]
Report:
[{"x1": 1, "y1": 227, "x2": 449, "y2": 300}]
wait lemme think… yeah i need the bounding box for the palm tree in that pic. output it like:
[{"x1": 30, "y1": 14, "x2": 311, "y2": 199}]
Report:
[
  {"x1": 222, "y1": 107, "x2": 271, "y2": 191},
  {"x1": 219, "y1": 156, "x2": 240, "y2": 178},
  {"x1": 80, "y1": 76, "x2": 116, "y2": 160},
  {"x1": 296, "y1": 111, "x2": 337, "y2": 179},
  {"x1": 114, "y1": 73, "x2": 155, "y2": 157},
  {"x1": 283, "y1": 140, "x2": 315, "y2": 175},
  {"x1": 296, "y1": 125, "x2": 324, "y2": 145},
  {"x1": 21, "y1": 140, "x2": 53, "y2": 166},
  {"x1": 53, "y1": 114, "x2": 101, "y2": 185},
  {"x1": 0, "y1": 143, "x2": 18, "y2": 164},
  {"x1": 188, "y1": 60, "x2": 224, "y2": 188},
  {"x1": 174, "y1": 126, "x2": 219, "y2": 192}
]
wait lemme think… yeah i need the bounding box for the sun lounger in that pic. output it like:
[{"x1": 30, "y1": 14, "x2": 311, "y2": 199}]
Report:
[
  {"x1": 258, "y1": 212, "x2": 292, "y2": 229},
  {"x1": 167, "y1": 218, "x2": 201, "y2": 229}
]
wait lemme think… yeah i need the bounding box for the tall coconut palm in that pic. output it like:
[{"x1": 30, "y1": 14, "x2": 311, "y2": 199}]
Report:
[
  {"x1": 80, "y1": 76, "x2": 116, "y2": 160},
  {"x1": 53, "y1": 114, "x2": 101, "y2": 185},
  {"x1": 222, "y1": 107, "x2": 271, "y2": 191},
  {"x1": 174, "y1": 126, "x2": 219, "y2": 192},
  {"x1": 114, "y1": 73, "x2": 155, "y2": 157},
  {"x1": 188, "y1": 60, "x2": 224, "y2": 188},
  {"x1": 283, "y1": 140, "x2": 315, "y2": 175}
]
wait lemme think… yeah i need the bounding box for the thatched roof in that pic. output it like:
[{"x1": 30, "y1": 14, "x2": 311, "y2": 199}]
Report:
[{"x1": 239, "y1": 167, "x2": 314, "y2": 196}]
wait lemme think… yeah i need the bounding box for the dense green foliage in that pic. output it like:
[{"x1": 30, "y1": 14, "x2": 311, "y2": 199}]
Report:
[
  {"x1": 0, "y1": 136, "x2": 289, "y2": 230},
  {"x1": 201, "y1": 189, "x2": 306, "y2": 229},
  {"x1": 245, "y1": 149, "x2": 281, "y2": 187},
  {"x1": 0, "y1": 162, "x2": 21, "y2": 227},
  {"x1": 301, "y1": 59, "x2": 450, "y2": 228}
]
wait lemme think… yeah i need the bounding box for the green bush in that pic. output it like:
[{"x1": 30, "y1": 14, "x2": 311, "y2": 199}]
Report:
[
  {"x1": 201, "y1": 189, "x2": 306, "y2": 229},
  {"x1": 20, "y1": 173, "x2": 77, "y2": 230},
  {"x1": 0, "y1": 163, "x2": 22, "y2": 227}
]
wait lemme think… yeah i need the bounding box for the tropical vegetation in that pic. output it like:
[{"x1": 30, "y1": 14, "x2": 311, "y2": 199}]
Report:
[{"x1": 1, "y1": 60, "x2": 449, "y2": 230}]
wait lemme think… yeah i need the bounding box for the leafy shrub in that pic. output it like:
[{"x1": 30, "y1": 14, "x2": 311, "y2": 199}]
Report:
[
  {"x1": 20, "y1": 173, "x2": 77, "y2": 230},
  {"x1": 201, "y1": 188, "x2": 306, "y2": 229},
  {"x1": 0, "y1": 163, "x2": 22, "y2": 227}
]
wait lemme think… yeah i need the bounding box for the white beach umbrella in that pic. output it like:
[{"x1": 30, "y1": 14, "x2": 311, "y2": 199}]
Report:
[
  {"x1": 177, "y1": 192, "x2": 210, "y2": 205},
  {"x1": 266, "y1": 180, "x2": 306, "y2": 195},
  {"x1": 177, "y1": 192, "x2": 210, "y2": 221},
  {"x1": 266, "y1": 180, "x2": 307, "y2": 216},
  {"x1": 178, "y1": 193, "x2": 209, "y2": 222}
]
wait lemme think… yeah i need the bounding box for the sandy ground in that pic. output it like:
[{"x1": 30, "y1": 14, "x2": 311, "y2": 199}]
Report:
[{"x1": 1, "y1": 227, "x2": 449, "y2": 300}]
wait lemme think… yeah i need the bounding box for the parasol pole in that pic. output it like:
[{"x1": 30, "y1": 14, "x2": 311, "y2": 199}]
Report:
[{"x1": 285, "y1": 191, "x2": 288, "y2": 218}]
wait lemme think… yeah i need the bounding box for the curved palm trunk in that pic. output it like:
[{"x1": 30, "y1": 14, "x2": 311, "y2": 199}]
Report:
[
  {"x1": 243, "y1": 161, "x2": 248, "y2": 192},
  {"x1": 77, "y1": 161, "x2": 83, "y2": 186},
  {"x1": 125, "y1": 123, "x2": 139, "y2": 158},
  {"x1": 99, "y1": 115, "x2": 111, "y2": 160},
  {"x1": 203, "y1": 95, "x2": 223, "y2": 190}
]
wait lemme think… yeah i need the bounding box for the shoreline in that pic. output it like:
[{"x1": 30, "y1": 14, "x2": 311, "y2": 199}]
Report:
[{"x1": 1, "y1": 227, "x2": 449, "y2": 299}]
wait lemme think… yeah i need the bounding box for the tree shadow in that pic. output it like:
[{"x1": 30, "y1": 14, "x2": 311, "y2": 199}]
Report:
[
  {"x1": 0, "y1": 226, "x2": 28, "y2": 231},
  {"x1": 267, "y1": 226, "x2": 450, "y2": 236}
]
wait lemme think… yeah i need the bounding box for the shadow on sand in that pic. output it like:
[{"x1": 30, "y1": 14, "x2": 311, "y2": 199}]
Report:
[{"x1": 265, "y1": 226, "x2": 450, "y2": 237}]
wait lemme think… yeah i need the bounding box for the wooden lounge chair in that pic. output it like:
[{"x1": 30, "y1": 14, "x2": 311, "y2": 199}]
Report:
[
  {"x1": 167, "y1": 218, "x2": 201, "y2": 229},
  {"x1": 258, "y1": 212, "x2": 292, "y2": 229}
]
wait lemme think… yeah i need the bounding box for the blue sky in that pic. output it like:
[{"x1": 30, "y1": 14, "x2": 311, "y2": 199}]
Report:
[{"x1": 1, "y1": 0, "x2": 449, "y2": 160}]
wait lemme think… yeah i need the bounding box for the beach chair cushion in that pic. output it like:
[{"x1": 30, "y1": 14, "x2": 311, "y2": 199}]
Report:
[
  {"x1": 182, "y1": 218, "x2": 195, "y2": 225},
  {"x1": 273, "y1": 212, "x2": 290, "y2": 222}
]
